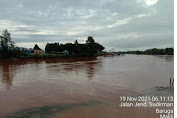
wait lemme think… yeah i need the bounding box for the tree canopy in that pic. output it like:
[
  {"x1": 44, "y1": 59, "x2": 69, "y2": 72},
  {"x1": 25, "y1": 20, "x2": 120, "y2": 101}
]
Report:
[
  {"x1": 124, "y1": 48, "x2": 174, "y2": 55},
  {"x1": 45, "y1": 36, "x2": 105, "y2": 56},
  {"x1": 0, "y1": 29, "x2": 14, "y2": 49},
  {"x1": 0, "y1": 29, "x2": 26, "y2": 58},
  {"x1": 86, "y1": 36, "x2": 95, "y2": 44}
]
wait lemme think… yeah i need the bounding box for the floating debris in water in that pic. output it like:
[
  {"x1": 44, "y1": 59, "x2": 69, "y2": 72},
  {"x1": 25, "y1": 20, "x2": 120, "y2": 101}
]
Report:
[
  {"x1": 169, "y1": 78, "x2": 174, "y2": 89},
  {"x1": 155, "y1": 87, "x2": 174, "y2": 91}
]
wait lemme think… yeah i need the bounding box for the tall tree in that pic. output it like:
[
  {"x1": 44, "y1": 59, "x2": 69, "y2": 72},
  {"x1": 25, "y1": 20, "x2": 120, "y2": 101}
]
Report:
[
  {"x1": 0, "y1": 29, "x2": 18, "y2": 58},
  {"x1": 0, "y1": 29, "x2": 14, "y2": 49},
  {"x1": 86, "y1": 36, "x2": 95, "y2": 44}
]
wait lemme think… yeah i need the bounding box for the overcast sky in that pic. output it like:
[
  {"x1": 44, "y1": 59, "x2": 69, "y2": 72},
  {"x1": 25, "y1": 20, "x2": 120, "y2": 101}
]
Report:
[{"x1": 0, "y1": 0, "x2": 174, "y2": 51}]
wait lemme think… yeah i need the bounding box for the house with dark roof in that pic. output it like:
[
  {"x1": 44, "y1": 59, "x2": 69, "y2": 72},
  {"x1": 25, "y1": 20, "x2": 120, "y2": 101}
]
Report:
[{"x1": 28, "y1": 48, "x2": 45, "y2": 55}]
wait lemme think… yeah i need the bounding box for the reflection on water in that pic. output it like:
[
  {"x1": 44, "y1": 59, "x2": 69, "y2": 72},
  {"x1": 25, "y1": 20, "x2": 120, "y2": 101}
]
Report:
[
  {"x1": 0, "y1": 63, "x2": 13, "y2": 88},
  {"x1": 0, "y1": 58, "x2": 102, "y2": 89},
  {"x1": 0, "y1": 60, "x2": 24, "y2": 89},
  {"x1": 45, "y1": 57, "x2": 102, "y2": 79},
  {"x1": 0, "y1": 55, "x2": 174, "y2": 118},
  {"x1": 153, "y1": 55, "x2": 174, "y2": 62}
]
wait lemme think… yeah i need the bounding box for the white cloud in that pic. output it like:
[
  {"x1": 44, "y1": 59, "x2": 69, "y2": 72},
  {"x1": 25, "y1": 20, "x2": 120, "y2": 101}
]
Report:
[
  {"x1": 144, "y1": 0, "x2": 158, "y2": 6},
  {"x1": 105, "y1": 17, "x2": 113, "y2": 21},
  {"x1": 66, "y1": 31, "x2": 85, "y2": 36},
  {"x1": 0, "y1": 0, "x2": 173, "y2": 51},
  {"x1": 14, "y1": 30, "x2": 55, "y2": 35},
  {"x1": 80, "y1": 9, "x2": 96, "y2": 19},
  {"x1": 0, "y1": 20, "x2": 32, "y2": 32},
  {"x1": 108, "y1": 18, "x2": 132, "y2": 28},
  {"x1": 137, "y1": 0, "x2": 158, "y2": 7},
  {"x1": 116, "y1": 32, "x2": 143, "y2": 39},
  {"x1": 16, "y1": 42, "x2": 46, "y2": 49},
  {"x1": 112, "y1": 13, "x2": 118, "y2": 16},
  {"x1": 135, "y1": 9, "x2": 156, "y2": 18},
  {"x1": 18, "y1": 4, "x2": 24, "y2": 8}
]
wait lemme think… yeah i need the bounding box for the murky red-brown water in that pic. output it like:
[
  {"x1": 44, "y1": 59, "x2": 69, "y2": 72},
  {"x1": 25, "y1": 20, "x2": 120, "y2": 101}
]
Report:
[{"x1": 0, "y1": 55, "x2": 174, "y2": 118}]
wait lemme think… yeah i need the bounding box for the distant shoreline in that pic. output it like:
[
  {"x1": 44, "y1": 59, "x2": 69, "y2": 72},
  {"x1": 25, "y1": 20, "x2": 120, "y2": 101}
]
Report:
[
  {"x1": 0, "y1": 54, "x2": 99, "y2": 60},
  {"x1": 0, "y1": 53, "x2": 174, "y2": 60}
]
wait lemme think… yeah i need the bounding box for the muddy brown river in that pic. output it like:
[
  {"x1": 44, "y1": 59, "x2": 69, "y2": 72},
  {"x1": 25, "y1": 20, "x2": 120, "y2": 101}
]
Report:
[{"x1": 0, "y1": 55, "x2": 174, "y2": 118}]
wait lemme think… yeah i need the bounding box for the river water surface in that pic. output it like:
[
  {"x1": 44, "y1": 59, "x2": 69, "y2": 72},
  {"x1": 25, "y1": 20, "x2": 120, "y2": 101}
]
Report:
[{"x1": 0, "y1": 55, "x2": 174, "y2": 118}]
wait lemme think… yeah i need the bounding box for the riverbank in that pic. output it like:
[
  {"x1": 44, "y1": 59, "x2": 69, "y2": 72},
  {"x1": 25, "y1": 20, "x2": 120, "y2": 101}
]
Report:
[{"x1": 0, "y1": 53, "x2": 102, "y2": 59}]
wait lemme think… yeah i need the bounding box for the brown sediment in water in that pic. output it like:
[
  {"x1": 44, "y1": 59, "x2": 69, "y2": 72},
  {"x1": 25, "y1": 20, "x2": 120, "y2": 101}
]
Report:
[{"x1": 0, "y1": 55, "x2": 174, "y2": 118}]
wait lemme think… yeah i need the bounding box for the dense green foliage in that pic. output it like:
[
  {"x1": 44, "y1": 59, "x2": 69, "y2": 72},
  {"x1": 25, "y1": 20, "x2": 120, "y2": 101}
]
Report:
[
  {"x1": 0, "y1": 48, "x2": 27, "y2": 58},
  {"x1": 124, "y1": 48, "x2": 174, "y2": 55},
  {"x1": 45, "y1": 36, "x2": 105, "y2": 56},
  {"x1": 0, "y1": 30, "x2": 105, "y2": 58},
  {"x1": 0, "y1": 29, "x2": 27, "y2": 58}
]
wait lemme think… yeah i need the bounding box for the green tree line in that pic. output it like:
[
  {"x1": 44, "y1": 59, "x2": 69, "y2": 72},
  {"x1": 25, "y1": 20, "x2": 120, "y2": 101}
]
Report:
[
  {"x1": 45, "y1": 36, "x2": 105, "y2": 56},
  {"x1": 0, "y1": 30, "x2": 105, "y2": 58},
  {"x1": 0, "y1": 29, "x2": 173, "y2": 58},
  {"x1": 124, "y1": 48, "x2": 174, "y2": 55},
  {"x1": 0, "y1": 29, "x2": 27, "y2": 58}
]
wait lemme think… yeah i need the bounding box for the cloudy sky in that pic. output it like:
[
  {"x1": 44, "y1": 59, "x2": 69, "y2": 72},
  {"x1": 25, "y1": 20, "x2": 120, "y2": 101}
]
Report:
[{"x1": 0, "y1": 0, "x2": 174, "y2": 51}]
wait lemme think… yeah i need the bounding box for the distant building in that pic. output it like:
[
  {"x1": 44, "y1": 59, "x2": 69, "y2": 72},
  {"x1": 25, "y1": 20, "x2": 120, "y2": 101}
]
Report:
[
  {"x1": 50, "y1": 50, "x2": 69, "y2": 55},
  {"x1": 62, "y1": 50, "x2": 69, "y2": 55},
  {"x1": 28, "y1": 49, "x2": 45, "y2": 55}
]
